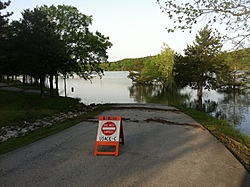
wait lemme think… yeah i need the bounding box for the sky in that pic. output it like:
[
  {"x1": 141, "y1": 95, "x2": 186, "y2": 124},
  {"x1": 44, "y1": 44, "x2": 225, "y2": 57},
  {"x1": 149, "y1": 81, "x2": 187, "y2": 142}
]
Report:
[{"x1": 6, "y1": 0, "x2": 212, "y2": 62}]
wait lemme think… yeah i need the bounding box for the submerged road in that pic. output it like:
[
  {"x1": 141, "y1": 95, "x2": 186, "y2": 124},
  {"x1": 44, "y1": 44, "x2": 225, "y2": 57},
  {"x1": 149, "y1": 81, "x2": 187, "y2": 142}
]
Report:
[{"x1": 0, "y1": 104, "x2": 250, "y2": 187}]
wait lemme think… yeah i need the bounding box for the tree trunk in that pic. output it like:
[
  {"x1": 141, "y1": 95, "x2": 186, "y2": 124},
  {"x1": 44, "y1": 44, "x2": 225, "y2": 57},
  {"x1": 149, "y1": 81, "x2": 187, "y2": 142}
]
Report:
[
  {"x1": 30, "y1": 76, "x2": 33, "y2": 84},
  {"x1": 197, "y1": 83, "x2": 203, "y2": 110},
  {"x1": 35, "y1": 77, "x2": 39, "y2": 86},
  {"x1": 197, "y1": 83, "x2": 203, "y2": 100},
  {"x1": 64, "y1": 75, "x2": 67, "y2": 97},
  {"x1": 49, "y1": 73, "x2": 54, "y2": 98},
  {"x1": 55, "y1": 74, "x2": 59, "y2": 96},
  {"x1": 233, "y1": 69, "x2": 237, "y2": 89},
  {"x1": 22, "y1": 74, "x2": 25, "y2": 85},
  {"x1": 40, "y1": 76, "x2": 45, "y2": 99}
]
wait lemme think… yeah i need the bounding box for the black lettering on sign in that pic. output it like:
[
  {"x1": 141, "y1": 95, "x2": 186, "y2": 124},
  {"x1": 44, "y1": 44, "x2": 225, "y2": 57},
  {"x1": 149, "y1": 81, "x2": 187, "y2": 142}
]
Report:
[{"x1": 99, "y1": 136, "x2": 117, "y2": 141}]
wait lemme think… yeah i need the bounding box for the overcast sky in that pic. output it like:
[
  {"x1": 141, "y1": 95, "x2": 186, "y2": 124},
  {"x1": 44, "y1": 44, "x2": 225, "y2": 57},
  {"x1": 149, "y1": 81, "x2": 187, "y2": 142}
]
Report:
[{"x1": 6, "y1": 0, "x2": 211, "y2": 61}]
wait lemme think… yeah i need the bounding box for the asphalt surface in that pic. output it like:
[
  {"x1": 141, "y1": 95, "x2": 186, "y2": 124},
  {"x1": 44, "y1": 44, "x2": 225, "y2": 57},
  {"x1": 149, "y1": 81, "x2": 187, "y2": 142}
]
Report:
[{"x1": 0, "y1": 103, "x2": 250, "y2": 187}]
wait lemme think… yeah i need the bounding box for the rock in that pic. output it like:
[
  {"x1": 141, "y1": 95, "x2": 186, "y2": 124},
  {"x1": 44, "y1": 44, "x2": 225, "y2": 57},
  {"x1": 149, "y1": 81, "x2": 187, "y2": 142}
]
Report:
[
  {"x1": 28, "y1": 125, "x2": 35, "y2": 132},
  {"x1": 0, "y1": 103, "x2": 101, "y2": 143},
  {"x1": 22, "y1": 121, "x2": 31, "y2": 128},
  {"x1": 33, "y1": 122, "x2": 42, "y2": 127},
  {"x1": 0, "y1": 136, "x2": 7, "y2": 142},
  {"x1": 53, "y1": 117, "x2": 62, "y2": 122},
  {"x1": 19, "y1": 129, "x2": 28, "y2": 135},
  {"x1": 0, "y1": 127, "x2": 7, "y2": 135},
  {"x1": 68, "y1": 116, "x2": 74, "y2": 119},
  {"x1": 5, "y1": 130, "x2": 18, "y2": 139},
  {"x1": 44, "y1": 122, "x2": 53, "y2": 127}
]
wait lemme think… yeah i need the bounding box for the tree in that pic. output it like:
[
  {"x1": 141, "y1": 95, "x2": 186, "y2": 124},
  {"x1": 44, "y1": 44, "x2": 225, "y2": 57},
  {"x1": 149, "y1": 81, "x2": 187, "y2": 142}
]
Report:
[
  {"x1": 41, "y1": 5, "x2": 112, "y2": 96},
  {"x1": 174, "y1": 26, "x2": 223, "y2": 105},
  {"x1": 11, "y1": 8, "x2": 66, "y2": 98},
  {"x1": 216, "y1": 49, "x2": 250, "y2": 90},
  {"x1": 41, "y1": 5, "x2": 112, "y2": 76},
  {"x1": 127, "y1": 59, "x2": 146, "y2": 83},
  {"x1": 0, "y1": 0, "x2": 12, "y2": 82},
  {"x1": 141, "y1": 43, "x2": 175, "y2": 87},
  {"x1": 156, "y1": 0, "x2": 250, "y2": 48}
]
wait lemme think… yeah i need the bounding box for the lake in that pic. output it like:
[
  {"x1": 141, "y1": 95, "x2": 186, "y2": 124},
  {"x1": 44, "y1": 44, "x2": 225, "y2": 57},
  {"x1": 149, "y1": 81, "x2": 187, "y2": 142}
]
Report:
[{"x1": 56, "y1": 71, "x2": 250, "y2": 136}]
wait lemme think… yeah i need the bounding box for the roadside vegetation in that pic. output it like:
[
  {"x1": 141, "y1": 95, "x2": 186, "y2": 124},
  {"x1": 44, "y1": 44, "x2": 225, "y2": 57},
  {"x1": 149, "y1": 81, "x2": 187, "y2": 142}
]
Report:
[
  {"x1": 0, "y1": 88, "x2": 111, "y2": 155},
  {"x1": 0, "y1": 88, "x2": 249, "y2": 172},
  {"x1": 0, "y1": 89, "x2": 80, "y2": 128},
  {"x1": 177, "y1": 105, "x2": 250, "y2": 172}
]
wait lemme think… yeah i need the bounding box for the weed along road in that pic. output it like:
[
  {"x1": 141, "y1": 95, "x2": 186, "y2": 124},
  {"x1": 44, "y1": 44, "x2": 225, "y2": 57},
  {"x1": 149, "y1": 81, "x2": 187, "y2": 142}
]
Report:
[{"x1": 0, "y1": 104, "x2": 250, "y2": 187}]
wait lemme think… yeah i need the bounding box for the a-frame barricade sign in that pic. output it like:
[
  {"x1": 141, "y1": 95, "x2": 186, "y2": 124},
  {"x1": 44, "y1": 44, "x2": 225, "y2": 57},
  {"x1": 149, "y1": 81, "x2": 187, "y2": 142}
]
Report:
[{"x1": 94, "y1": 116, "x2": 124, "y2": 156}]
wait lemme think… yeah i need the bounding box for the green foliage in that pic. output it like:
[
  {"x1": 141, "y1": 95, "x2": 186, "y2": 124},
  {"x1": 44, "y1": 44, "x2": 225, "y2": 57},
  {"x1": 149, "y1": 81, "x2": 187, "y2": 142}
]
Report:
[
  {"x1": 0, "y1": 97, "x2": 111, "y2": 155},
  {"x1": 174, "y1": 25, "x2": 223, "y2": 97},
  {"x1": 156, "y1": 0, "x2": 250, "y2": 48},
  {"x1": 10, "y1": 7, "x2": 66, "y2": 98},
  {"x1": 41, "y1": 5, "x2": 112, "y2": 77},
  {"x1": 176, "y1": 105, "x2": 250, "y2": 146},
  {"x1": 109, "y1": 44, "x2": 175, "y2": 86},
  {"x1": 141, "y1": 43, "x2": 175, "y2": 87},
  {"x1": 3, "y1": 4, "x2": 112, "y2": 98},
  {"x1": 100, "y1": 56, "x2": 152, "y2": 71},
  {"x1": 127, "y1": 58, "x2": 152, "y2": 84},
  {"x1": 215, "y1": 49, "x2": 250, "y2": 90},
  {"x1": 0, "y1": 0, "x2": 12, "y2": 81}
]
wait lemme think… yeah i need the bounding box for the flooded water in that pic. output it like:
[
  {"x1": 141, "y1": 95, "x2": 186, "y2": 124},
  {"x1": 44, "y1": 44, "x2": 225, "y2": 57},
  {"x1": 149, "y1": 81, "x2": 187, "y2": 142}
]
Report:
[
  {"x1": 57, "y1": 71, "x2": 250, "y2": 135},
  {"x1": 57, "y1": 71, "x2": 135, "y2": 104}
]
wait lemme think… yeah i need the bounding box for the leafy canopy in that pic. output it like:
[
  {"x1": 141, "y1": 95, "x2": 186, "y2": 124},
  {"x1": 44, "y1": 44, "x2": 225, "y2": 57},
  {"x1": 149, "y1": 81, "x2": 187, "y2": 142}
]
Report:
[
  {"x1": 0, "y1": 0, "x2": 13, "y2": 81},
  {"x1": 156, "y1": 0, "x2": 250, "y2": 48},
  {"x1": 41, "y1": 5, "x2": 112, "y2": 77},
  {"x1": 174, "y1": 25, "x2": 223, "y2": 96},
  {"x1": 142, "y1": 43, "x2": 175, "y2": 87}
]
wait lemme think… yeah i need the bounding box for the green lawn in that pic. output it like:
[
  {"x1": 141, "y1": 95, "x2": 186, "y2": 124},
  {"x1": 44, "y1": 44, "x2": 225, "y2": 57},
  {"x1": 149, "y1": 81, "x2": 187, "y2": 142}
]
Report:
[
  {"x1": 0, "y1": 89, "x2": 111, "y2": 154},
  {"x1": 0, "y1": 90, "x2": 80, "y2": 128}
]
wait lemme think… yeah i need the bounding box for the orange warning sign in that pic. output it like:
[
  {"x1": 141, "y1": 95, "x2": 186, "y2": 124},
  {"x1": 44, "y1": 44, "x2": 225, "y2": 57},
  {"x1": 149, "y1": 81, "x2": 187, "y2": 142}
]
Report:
[{"x1": 94, "y1": 116, "x2": 124, "y2": 156}]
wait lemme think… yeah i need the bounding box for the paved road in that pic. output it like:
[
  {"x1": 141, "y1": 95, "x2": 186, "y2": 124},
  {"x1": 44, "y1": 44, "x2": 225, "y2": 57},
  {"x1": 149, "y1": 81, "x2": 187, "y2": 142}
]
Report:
[{"x1": 0, "y1": 104, "x2": 250, "y2": 187}]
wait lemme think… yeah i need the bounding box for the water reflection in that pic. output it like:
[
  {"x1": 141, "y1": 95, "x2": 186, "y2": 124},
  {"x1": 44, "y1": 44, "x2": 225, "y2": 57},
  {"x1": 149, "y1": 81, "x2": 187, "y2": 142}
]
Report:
[
  {"x1": 182, "y1": 98, "x2": 219, "y2": 114},
  {"x1": 215, "y1": 90, "x2": 250, "y2": 129},
  {"x1": 129, "y1": 84, "x2": 190, "y2": 105},
  {"x1": 56, "y1": 71, "x2": 250, "y2": 135},
  {"x1": 129, "y1": 83, "x2": 250, "y2": 135}
]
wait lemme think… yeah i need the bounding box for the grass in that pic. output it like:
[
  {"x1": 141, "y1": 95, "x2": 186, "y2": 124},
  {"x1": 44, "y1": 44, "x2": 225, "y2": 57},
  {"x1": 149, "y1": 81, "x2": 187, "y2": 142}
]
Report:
[
  {"x1": 0, "y1": 89, "x2": 111, "y2": 155},
  {"x1": 174, "y1": 105, "x2": 250, "y2": 172},
  {"x1": 175, "y1": 105, "x2": 250, "y2": 146},
  {"x1": 0, "y1": 90, "x2": 80, "y2": 127},
  {"x1": 0, "y1": 104, "x2": 111, "y2": 155}
]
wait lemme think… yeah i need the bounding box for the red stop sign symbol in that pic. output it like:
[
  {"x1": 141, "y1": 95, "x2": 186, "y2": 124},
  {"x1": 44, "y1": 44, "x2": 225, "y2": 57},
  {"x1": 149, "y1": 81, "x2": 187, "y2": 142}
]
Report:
[{"x1": 101, "y1": 121, "x2": 116, "y2": 136}]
